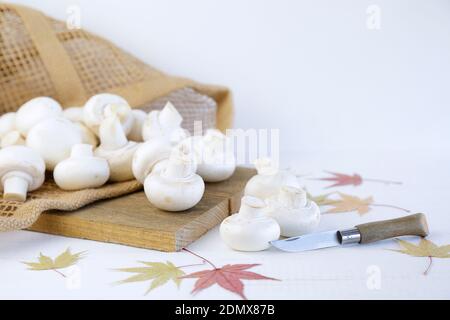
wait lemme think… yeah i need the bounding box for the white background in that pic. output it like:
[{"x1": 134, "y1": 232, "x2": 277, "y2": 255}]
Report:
[{"x1": 6, "y1": 0, "x2": 450, "y2": 155}]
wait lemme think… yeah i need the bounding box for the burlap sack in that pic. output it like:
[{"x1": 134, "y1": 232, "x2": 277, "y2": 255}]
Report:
[{"x1": 0, "y1": 3, "x2": 234, "y2": 232}]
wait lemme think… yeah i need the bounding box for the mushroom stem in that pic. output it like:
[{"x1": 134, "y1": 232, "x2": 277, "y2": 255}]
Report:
[
  {"x1": 254, "y1": 158, "x2": 278, "y2": 175},
  {"x1": 159, "y1": 102, "x2": 182, "y2": 129},
  {"x1": 104, "y1": 104, "x2": 130, "y2": 122},
  {"x1": 239, "y1": 196, "x2": 266, "y2": 218},
  {"x1": 71, "y1": 144, "x2": 94, "y2": 158},
  {"x1": 2, "y1": 172, "x2": 31, "y2": 202},
  {"x1": 164, "y1": 156, "x2": 193, "y2": 179},
  {"x1": 99, "y1": 114, "x2": 128, "y2": 150},
  {"x1": 163, "y1": 144, "x2": 196, "y2": 179},
  {"x1": 278, "y1": 186, "x2": 307, "y2": 208},
  {"x1": 203, "y1": 131, "x2": 227, "y2": 159},
  {"x1": 1, "y1": 131, "x2": 25, "y2": 148}
]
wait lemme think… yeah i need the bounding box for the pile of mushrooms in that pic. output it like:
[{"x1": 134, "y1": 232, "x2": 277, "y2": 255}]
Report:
[
  {"x1": 220, "y1": 158, "x2": 321, "y2": 252},
  {"x1": 0, "y1": 94, "x2": 320, "y2": 251},
  {"x1": 0, "y1": 94, "x2": 237, "y2": 211}
]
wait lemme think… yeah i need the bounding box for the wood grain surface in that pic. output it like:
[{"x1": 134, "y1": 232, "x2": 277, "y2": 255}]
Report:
[
  {"x1": 356, "y1": 213, "x2": 429, "y2": 244},
  {"x1": 27, "y1": 167, "x2": 255, "y2": 252}
]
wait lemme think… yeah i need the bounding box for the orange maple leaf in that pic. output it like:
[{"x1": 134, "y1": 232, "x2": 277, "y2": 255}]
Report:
[
  {"x1": 326, "y1": 193, "x2": 373, "y2": 215},
  {"x1": 325, "y1": 192, "x2": 409, "y2": 215}
]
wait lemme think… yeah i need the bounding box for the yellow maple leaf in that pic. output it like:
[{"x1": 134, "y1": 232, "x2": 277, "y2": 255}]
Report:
[
  {"x1": 323, "y1": 192, "x2": 409, "y2": 215},
  {"x1": 325, "y1": 193, "x2": 373, "y2": 215},
  {"x1": 23, "y1": 248, "x2": 85, "y2": 277},
  {"x1": 389, "y1": 239, "x2": 450, "y2": 275},
  {"x1": 307, "y1": 192, "x2": 338, "y2": 206},
  {"x1": 115, "y1": 261, "x2": 185, "y2": 294}
]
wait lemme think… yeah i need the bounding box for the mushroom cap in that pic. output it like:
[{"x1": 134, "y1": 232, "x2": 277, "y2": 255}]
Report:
[
  {"x1": 159, "y1": 101, "x2": 183, "y2": 129},
  {"x1": 254, "y1": 158, "x2": 278, "y2": 175},
  {"x1": 0, "y1": 112, "x2": 16, "y2": 138},
  {"x1": 127, "y1": 109, "x2": 147, "y2": 142},
  {"x1": 266, "y1": 201, "x2": 320, "y2": 237},
  {"x1": 220, "y1": 196, "x2": 280, "y2": 252},
  {"x1": 95, "y1": 141, "x2": 138, "y2": 182},
  {"x1": 0, "y1": 130, "x2": 25, "y2": 148},
  {"x1": 191, "y1": 130, "x2": 236, "y2": 182},
  {"x1": 244, "y1": 168, "x2": 300, "y2": 200},
  {"x1": 0, "y1": 145, "x2": 45, "y2": 191},
  {"x1": 142, "y1": 110, "x2": 165, "y2": 141},
  {"x1": 26, "y1": 118, "x2": 83, "y2": 170},
  {"x1": 94, "y1": 111, "x2": 138, "y2": 182},
  {"x1": 142, "y1": 103, "x2": 189, "y2": 144},
  {"x1": 144, "y1": 172, "x2": 205, "y2": 211},
  {"x1": 83, "y1": 93, "x2": 133, "y2": 135},
  {"x1": 197, "y1": 160, "x2": 236, "y2": 183},
  {"x1": 132, "y1": 139, "x2": 172, "y2": 183},
  {"x1": 74, "y1": 122, "x2": 98, "y2": 147},
  {"x1": 54, "y1": 144, "x2": 110, "y2": 190},
  {"x1": 265, "y1": 186, "x2": 320, "y2": 237},
  {"x1": 63, "y1": 107, "x2": 84, "y2": 123},
  {"x1": 15, "y1": 97, "x2": 62, "y2": 136},
  {"x1": 220, "y1": 216, "x2": 280, "y2": 251}
]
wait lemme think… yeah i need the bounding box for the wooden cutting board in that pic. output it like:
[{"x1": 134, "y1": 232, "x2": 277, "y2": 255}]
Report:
[{"x1": 28, "y1": 167, "x2": 255, "y2": 252}]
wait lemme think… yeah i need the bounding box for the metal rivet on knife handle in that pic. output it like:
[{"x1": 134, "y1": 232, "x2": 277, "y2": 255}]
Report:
[{"x1": 355, "y1": 213, "x2": 429, "y2": 244}]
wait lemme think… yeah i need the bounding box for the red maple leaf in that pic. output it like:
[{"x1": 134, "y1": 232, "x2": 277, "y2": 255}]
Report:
[
  {"x1": 180, "y1": 264, "x2": 279, "y2": 299},
  {"x1": 315, "y1": 171, "x2": 402, "y2": 188},
  {"x1": 318, "y1": 171, "x2": 363, "y2": 188}
]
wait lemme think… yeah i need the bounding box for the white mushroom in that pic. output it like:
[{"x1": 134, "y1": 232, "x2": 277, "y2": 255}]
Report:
[
  {"x1": 142, "y1": 102, "x2": 189, "y2": 145},
  {"x1": 15, "y1": 97, "x2": 62, "y2": 136},
  {"x1": 0, "y1": 112, "x2": 16, "y2": 138},
  {"x1": 265, "y1": 186, "x2": 321, "y2": 237},
  {"x1": 244, "y1": 158, "x2": 300, "y2": 200},
  {"x1": 62, "y1": 106, "x2": 98, "y2": 147},
  {"x1": 54, "y1": 144, "x2": 110, "y2": 190},
  {"x1": 26, "y1": 118, "x2": 82, "y2": 170},
  {"x1": 94, "y1": 113, "x2": 138, "y2": 182},
  {"x1": 144, "y1": 144, "x2": 204, "y2": 211},
  {"x1": 127, "y1": 109, "x2": 147, "y2": 142},
  {"x1": 63, "y1": 107, "x2": 84, "y2": 123},
  {"x1": 186, "y1": 129, "x2": 236, "y2": 182},
  {"x1": 73, "y1": 122, "x2": 98, "y2": 147},
  {"x1": 1, "y1": 131, "x2": 25, "y2": 148},
  {"x1": 220, "y1": 196, "x2": 280, "y2": 252},
  {"x1": 0, "y1": 145, "x2": 45, "y2": 202},
  {"x1": 132, "y1": 139, "x2": 172, "y2": 184},
  {"x1": 83, "y1": 93, "x2": 134, "y2": 136}
]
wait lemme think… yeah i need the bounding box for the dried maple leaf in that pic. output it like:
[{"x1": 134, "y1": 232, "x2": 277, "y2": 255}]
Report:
[
  {"x1": 23, "y1": 248, "x2": 85, "y2": 278},
  {"x1": 324, "y1": 192, "x2": 409, "y2": 215},
  {"x1": 115, "y1": 261, "x2": 185, "y2": 294},
  {"x1": 315, "y1": 171, "x2": 401, "y2": 188},
  {"x1": 325, "y1": 193, "x2": 374, "y2": 215},
  {"x1": 389, "y1": 239, "x2": 450, "y2": 275},
  {"x1": 307, "y1": 192, "x2": 338, "y2": 206},
  {"x1": 181, "y1": 264, "x2": 279, "y2": 300},
  {"x1": 317, "y1": 171, "x2": 363, "y2": 188}
]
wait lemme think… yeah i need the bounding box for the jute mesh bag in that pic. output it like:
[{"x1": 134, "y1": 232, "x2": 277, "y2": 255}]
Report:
[{"x1": 0, "y1": 3, "x2": 233, "y2": 232}]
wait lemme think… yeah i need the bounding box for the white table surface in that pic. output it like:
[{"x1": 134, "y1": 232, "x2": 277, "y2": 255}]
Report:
[{"x1": 1, "y1": 148, "x2": 449, "y2": 300}]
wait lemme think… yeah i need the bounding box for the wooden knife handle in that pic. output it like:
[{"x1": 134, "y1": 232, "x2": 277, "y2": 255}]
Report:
[{"x1": 356, "y1": 213, "x2": 429, "y2": 244}]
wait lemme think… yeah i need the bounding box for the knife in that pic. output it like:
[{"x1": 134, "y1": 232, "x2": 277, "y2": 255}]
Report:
[{"x1": 270, "y1": 213, "x2": 429, "y2": 252}]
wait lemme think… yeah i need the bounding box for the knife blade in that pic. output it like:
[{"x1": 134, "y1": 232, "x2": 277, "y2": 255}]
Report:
[{"x1": 270, "y1": 213, "x2": 429, "y2": 252}]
